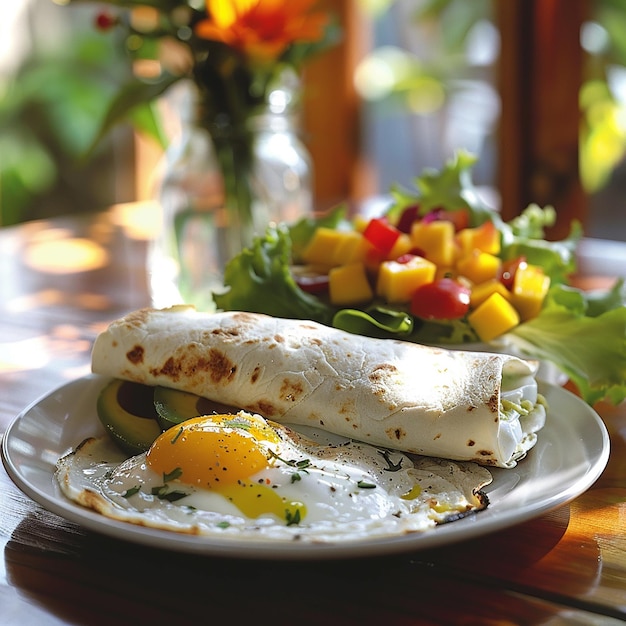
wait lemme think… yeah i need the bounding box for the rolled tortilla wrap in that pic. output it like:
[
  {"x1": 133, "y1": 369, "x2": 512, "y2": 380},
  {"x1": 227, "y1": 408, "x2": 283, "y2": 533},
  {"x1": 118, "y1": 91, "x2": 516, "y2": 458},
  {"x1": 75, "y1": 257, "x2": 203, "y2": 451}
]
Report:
[{"x1": 91, "y1": 306, "x2": 546, "y2": 468}]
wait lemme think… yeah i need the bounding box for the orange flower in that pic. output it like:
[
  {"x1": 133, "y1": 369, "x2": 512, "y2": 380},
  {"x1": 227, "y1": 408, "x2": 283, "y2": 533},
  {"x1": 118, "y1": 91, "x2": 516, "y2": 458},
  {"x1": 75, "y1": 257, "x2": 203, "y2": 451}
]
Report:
[{"x1": 196, "y1": 0, "x2": 328, "y2": 62}]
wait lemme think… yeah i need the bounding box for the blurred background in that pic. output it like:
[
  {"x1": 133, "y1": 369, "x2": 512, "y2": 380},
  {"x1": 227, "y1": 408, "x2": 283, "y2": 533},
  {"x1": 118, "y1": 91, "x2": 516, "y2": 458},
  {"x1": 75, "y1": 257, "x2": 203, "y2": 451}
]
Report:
[{"x1": 1, "y1": 0, "x2": 625, "y2": 241}]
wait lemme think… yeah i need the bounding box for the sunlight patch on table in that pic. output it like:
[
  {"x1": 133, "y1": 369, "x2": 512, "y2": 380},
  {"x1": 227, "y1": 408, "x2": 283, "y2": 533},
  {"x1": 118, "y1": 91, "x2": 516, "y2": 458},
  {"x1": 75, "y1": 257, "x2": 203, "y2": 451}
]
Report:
[
  {"x1": 0, "y1": 337, "x2": 50, "y2": 373},
  {"x1": 110, "y1": 201, "x2": 161, "y2": 240},
  {"x1": 7, "y1": 289, "x2": 65, "y2": 313},
  {"x1": 24, "y1": 238, "x2": 109, "y2": 274}
]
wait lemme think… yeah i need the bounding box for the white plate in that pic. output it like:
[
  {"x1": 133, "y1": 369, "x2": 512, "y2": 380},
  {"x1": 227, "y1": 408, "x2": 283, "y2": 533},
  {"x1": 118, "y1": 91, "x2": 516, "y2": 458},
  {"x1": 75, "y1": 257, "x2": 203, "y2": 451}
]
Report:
[{"x1": 1, "y1": 374, "x2": 610, "y2": 560}]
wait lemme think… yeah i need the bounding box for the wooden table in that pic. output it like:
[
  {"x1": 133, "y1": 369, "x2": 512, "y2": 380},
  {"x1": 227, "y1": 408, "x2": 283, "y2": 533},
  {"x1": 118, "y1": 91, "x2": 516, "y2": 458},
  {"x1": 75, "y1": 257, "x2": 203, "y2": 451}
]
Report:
[{"x1": 1, "y1": 205, "x2": 625, "y2": 625}]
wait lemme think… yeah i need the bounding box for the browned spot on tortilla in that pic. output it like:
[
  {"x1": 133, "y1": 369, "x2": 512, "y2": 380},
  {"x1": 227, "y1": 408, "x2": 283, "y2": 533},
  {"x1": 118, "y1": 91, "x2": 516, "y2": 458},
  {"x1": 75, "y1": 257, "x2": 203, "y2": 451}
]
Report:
[
  {"x1": 280, "y1": 377, "x2": 304, "y2": 402},
  {"x1": 487, "y1": 392, "x2": 499, "y2": 414},
  {"x1": 467, "y1": 405, "x2": 477, "y2": 412},
  {"x1": 434, "y1": 433, "x2": 441, "y2": 440},
  {"x1": 274, "y1": 334, "x2": 284, "y2": 343},
  {"x1": 126, "y1": 345, "x2": 144, "y2": 365},
  {"x1": 123, "y1": 308, "x2": 152, "y2": 328},
  {"x1": 369, "y1": 363, "x2": 398, "y2": 383},
  {"x1": 199, "y1": 348, "x2": 236, "y2": 382},
  {"x1": 309, "y1": 337, "x2": 322, "y2": 346},
  {"x1": 479, "y1": 458, "x2": 498, "y2": 467},
  {"x1": 152, "y1": 357, "x2": 180, "y2": 379},
  {"x1": 149, "y1": 347, "x2": 237, "y2": 385},
  {"x1": 386, "y1": 426, "x2": 406, "y2": 441},
  {"x1": 112, "y1": 340, "x2": 118, "y2": 348},
  {"x1": 232, "y1": 311, "x2": 257, "y2": 322},
  {"x1": 467, "y1": 440, "x2": 476, "y2": 447},
  {"x1": 338, "y1": 398, "x2": 355, "y2": 415},
  {"x1": 208, "y1": 327, "x2": 240, "y2": 339},
  {"x1": 247, "y1": 400, "x2": 277, "y2": 418},
  {"x1": 478, "y1": 449, "x2": 494, "y2": 457},
  {"x1": 250, "y1": 366, "x2": 261, "y2": 383}
]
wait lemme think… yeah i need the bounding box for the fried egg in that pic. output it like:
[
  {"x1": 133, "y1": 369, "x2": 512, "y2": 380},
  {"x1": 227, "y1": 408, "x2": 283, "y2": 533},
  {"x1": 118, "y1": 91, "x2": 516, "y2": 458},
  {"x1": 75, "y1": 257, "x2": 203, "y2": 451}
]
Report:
[{"x1": 55, "y1": 412, "x2": 492, "y2": 542}]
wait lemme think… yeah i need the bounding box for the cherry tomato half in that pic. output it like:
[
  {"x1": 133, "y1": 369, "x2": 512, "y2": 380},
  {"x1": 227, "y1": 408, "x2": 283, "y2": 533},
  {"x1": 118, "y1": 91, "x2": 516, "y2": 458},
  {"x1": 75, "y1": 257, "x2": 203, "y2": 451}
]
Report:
[
  {"x1": 410, "y1": 278, "x2": 471, "y2": 320},
  {"x1": 498, "y1": 256, "x2": 527, "y2": 290}
]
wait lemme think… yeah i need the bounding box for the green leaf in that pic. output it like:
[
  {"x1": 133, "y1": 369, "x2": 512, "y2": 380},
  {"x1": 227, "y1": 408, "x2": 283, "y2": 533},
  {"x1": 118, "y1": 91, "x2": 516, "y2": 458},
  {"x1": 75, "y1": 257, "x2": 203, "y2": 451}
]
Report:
[
  {"x1": 387, "y1": 149, "x2": 495, "y2": 225},
  {"x1": 498, "y1": 206, "x2": 582, "y2": 284},
  {"x1": 332, "y1": 307, "x2": 414, "y2": 338},
  {"x1": 128, "y1": 100, "x2": 169, "y2": 149},
  {"x1": 85, "y1": 73, "x2": 181, "y2": 156},
  {"x1": 213, "y1": 224, "x2": 334, "y2": 324},
  {"x1": 509, "y1": 294, "x2": 626, "y2": 405}
]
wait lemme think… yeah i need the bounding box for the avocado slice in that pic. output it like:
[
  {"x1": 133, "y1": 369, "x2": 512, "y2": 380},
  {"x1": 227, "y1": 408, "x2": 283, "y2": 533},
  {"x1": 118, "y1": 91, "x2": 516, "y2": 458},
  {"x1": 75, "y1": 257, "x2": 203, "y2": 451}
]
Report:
[
  {"x1": 153, "y1": 386, "x2": 240, "y2": 430},
  {"x1": 97, "y1": 379, "x2": 162, "y2": 455}
]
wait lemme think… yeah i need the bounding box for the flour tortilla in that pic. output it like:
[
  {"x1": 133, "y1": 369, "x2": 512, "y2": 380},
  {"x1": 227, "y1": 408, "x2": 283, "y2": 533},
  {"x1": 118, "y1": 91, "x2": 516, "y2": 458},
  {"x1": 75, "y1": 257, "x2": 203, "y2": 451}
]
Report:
[{"x1": 91, "y1": 306, "x2": 546, "y2": 468}]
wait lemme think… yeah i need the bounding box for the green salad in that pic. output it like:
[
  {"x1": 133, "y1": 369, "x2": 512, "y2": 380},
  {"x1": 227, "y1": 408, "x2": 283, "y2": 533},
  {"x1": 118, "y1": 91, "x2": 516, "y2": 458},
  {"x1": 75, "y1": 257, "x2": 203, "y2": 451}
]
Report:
[{"x1": 214, "y1": 151, "x2": 626, "y2": 406}]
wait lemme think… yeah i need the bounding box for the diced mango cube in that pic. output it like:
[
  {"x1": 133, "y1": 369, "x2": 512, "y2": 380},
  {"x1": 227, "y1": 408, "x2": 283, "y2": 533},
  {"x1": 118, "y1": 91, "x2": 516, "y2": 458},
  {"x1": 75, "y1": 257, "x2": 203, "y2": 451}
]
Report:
[
  {"x1": 388, "y1": 233, "x2": 413, "y2": 259},
  {"x1": 301, "y1": 227, "x2": 344, "y2": 267},
  {"x1": 456, "y1": 250, "x2": 501, "y2": 284},
  {"x1": 470, "y1": 279, "x2": 512, "y2": 308},
  {"x1": 468, "y1": 292, "x2": 520, "y2": 342},
  {"x1": 352, "y1": 215, "x2": 369, "y2": 232},
  {"x1": 376, "y1": 256, "x2": 437, "y2": 303},
  {"x1": 456, "y1": 221, "x2": 501, "y2": 256},
  {"x1": 363, "y1": 245, "x2": 387, "y2": 273},
  {"x1": 302, "y1": 228, "x2": 371, "y2": 268},
  {"x1": 410, "y1": 221, "x2": 456, "y2": 266},
  {"x1": 329, "y1": 262, "x2": 374, "y2": 306},
  {"x1": 511, "y1": 264, "x2": 550, "y2": 321},
  {"x1": 332, "y1": 230, "x2": 371, "y2": 266}
]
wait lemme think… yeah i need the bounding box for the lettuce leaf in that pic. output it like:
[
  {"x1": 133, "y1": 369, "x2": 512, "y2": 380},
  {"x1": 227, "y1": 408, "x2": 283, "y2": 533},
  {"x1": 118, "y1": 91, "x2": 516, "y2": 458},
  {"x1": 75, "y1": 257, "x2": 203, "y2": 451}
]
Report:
[
  {"x1": 332, "y1": 306, "x2": 478, "y2": 344},
  {"x1": 389, "y1": 152, "x2": 582, "y2": 284},
  {"x1": 498, "y1": 204, "x2": 582, "y2": 284},
  {"x1": 507, "y1": 280, "x2": 626, "y2": 405},
  {"x1": 387, "y1": 150, "x2": 495, "y2": 226},
  {"x1": 213, "y1": 224, "x2": 334, "y2": 325}
]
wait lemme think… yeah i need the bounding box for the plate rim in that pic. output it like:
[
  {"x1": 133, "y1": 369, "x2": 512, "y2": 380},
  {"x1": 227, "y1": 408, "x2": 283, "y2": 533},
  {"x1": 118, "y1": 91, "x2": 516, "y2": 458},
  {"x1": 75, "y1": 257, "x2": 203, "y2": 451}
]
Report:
[{"x1": 1, "y1": 374, "x2": 611, "y2": 560}]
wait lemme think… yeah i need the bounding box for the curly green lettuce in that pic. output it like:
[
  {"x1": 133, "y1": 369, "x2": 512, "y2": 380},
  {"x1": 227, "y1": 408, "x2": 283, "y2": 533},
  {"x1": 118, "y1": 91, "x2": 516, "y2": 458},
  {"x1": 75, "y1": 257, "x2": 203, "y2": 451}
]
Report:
[{"x1": 213, "y1": 223, "x2": 334, "y2": 325}]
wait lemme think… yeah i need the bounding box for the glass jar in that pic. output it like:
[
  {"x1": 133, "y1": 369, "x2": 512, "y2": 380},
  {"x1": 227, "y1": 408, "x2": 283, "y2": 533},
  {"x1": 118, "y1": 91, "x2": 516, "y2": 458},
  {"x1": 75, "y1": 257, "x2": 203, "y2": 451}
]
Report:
[{"x1": 148, "y1": 79, "x2": 313, "y2": 311}]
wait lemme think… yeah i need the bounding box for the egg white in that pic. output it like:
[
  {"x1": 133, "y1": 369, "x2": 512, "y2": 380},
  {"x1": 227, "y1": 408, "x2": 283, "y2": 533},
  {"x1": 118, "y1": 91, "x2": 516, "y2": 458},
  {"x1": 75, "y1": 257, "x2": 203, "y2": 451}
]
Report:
[{"x1": 55, "y1": 412, "x2": 492, "y2": 543}]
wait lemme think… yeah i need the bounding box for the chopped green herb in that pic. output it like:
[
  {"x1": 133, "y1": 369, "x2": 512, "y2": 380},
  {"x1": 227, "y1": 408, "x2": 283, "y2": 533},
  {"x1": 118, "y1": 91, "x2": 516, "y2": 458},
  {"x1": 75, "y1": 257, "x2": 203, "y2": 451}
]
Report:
[
  {"x1": 217, "y1": 521, "x2": 231, "y2": 529},
  {"x1": 357, "y1": 480, "x2": 377, "y2": 489},
  {"x1": 151, "y1": 485, "x2": 189, "y2": 502},
  {"x1": 285, "y1": 508, "x2": 302, "y2": 526},
  {"x1": 122, "y1": 485, "x2": 141, "y2": 498},
  {"x1": 171, "y1": 426, "x2": 184, "y2": 444},
  {"x1": 163, "y1": 467, "x2": 183, "y2": 482},
  {"x1": 268, "y1": 449, "x2": 312, "y2": 471}
]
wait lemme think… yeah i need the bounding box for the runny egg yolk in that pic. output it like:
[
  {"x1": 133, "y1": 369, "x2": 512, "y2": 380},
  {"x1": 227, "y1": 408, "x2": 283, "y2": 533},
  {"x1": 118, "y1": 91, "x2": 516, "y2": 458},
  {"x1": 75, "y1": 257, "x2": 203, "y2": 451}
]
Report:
[
  {"x1": 146, "y1": 413, "x2": 306, "y2": 523},
  {"x1": 146, "y1": 414, "x2": 279, "y2": 488}
]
